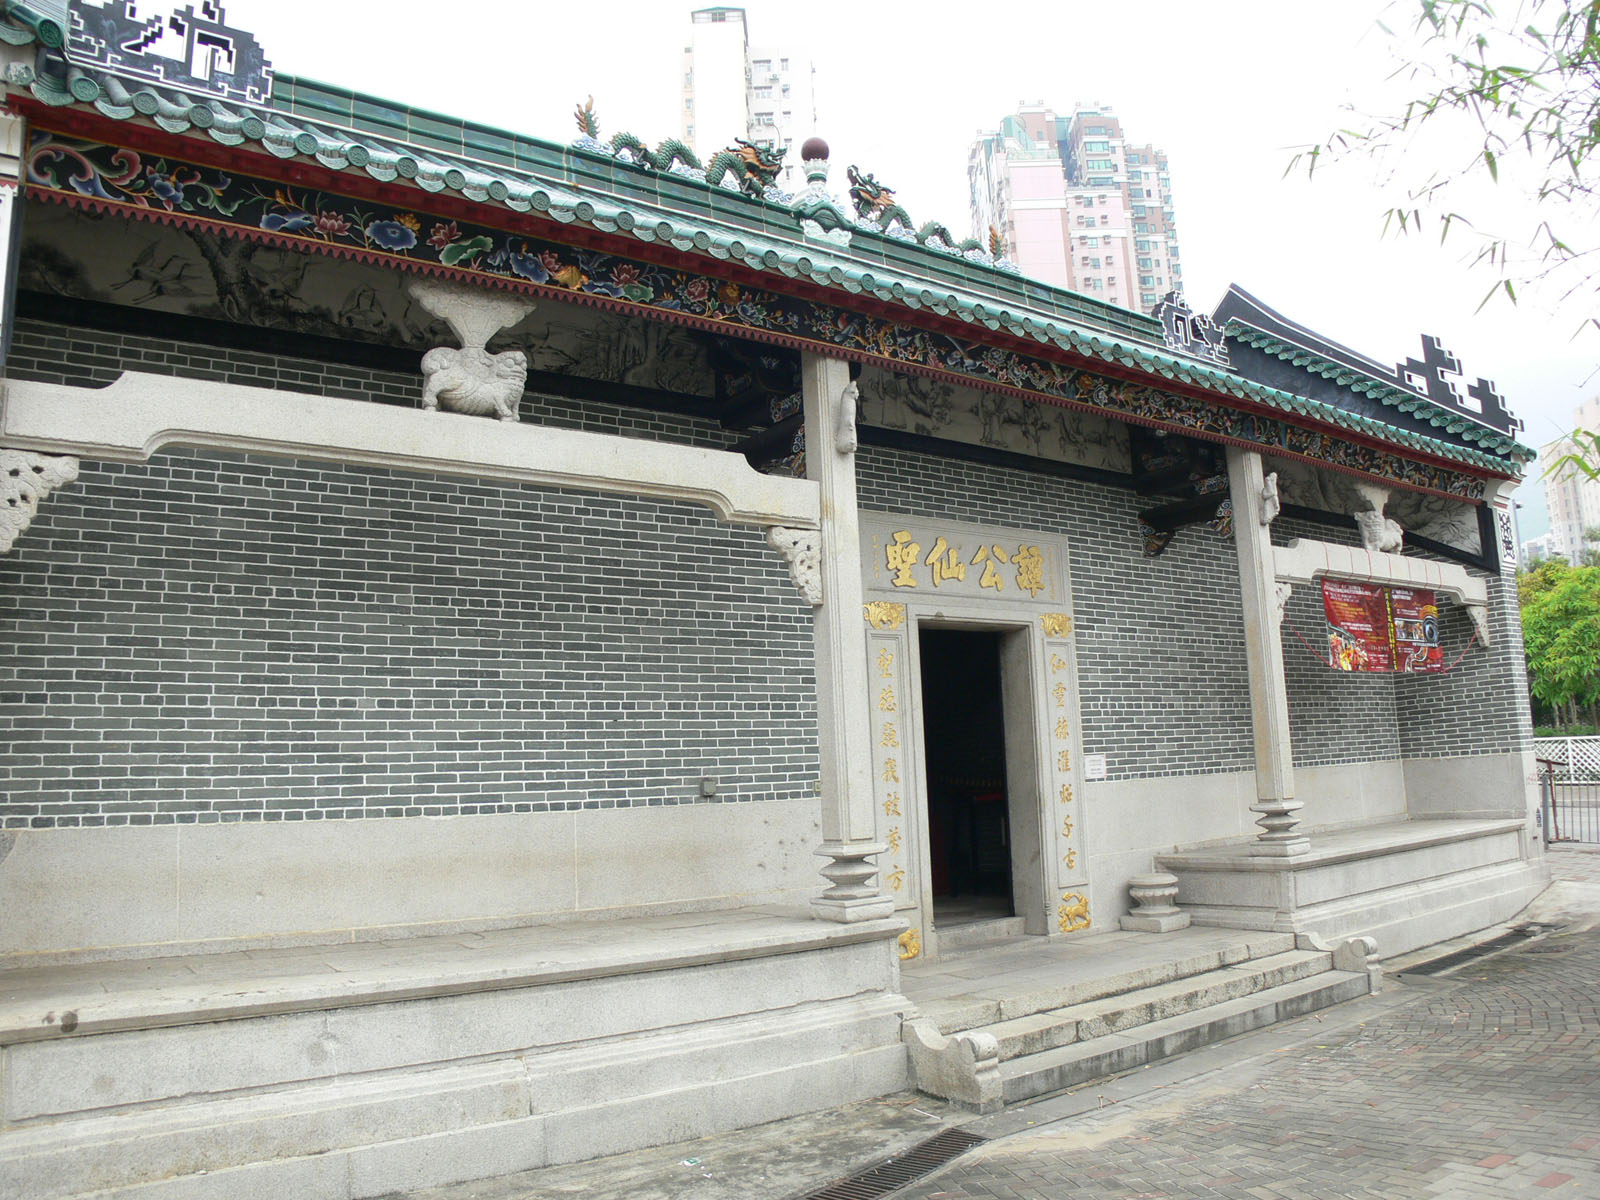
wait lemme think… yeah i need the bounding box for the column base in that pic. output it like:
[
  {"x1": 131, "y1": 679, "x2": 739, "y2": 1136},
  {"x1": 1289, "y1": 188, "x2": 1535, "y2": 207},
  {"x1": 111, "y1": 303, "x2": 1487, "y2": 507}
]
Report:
[
  {"x1": 1248, "y1": 837, "x2": 1311, "y2": 858},
  {"x1": 811, "y1": 895, "x2": 898, "y2": 923}
]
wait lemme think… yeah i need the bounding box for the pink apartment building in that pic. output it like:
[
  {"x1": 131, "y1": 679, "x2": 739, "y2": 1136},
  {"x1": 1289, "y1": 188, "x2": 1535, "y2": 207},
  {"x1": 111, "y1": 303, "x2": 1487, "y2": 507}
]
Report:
[{"x1": 970, "y1": 102, "x2": 1181, "y2": 313}]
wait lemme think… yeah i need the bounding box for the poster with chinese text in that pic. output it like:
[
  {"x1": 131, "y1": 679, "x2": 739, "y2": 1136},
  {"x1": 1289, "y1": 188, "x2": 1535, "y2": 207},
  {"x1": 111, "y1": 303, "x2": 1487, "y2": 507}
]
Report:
[{"x1": 1320, "y1": 579, "x2": 1442, "y2": 673}]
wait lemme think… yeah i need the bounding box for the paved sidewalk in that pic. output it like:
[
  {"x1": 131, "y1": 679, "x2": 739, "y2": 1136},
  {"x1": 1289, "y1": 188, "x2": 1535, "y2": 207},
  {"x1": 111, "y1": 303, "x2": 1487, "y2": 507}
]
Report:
[
  {"x1": 903, "y1": 845, "x2": 1600, "y2": 1199},
  {"x1": 393, "y1": 846, "x2": 1600, "y2": 1200}
]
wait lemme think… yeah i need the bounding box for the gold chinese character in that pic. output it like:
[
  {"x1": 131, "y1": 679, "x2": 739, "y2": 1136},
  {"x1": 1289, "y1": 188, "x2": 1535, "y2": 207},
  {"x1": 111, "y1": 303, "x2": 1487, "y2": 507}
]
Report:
[
  {"x1": 972, "y1": 543, "x2": 1010, "y2": 590},
  {"x1": 1059, "y1": 783, "x2": 1073, "y2": 805},
  {"x1": 878, "y1": 685, "x2": 897, "y2": 712},
  {"x1": 887, "y1": 867, "x2": 906, "y2": 892},
  {"x1": 1050, "y1": 653, "x2": 1068, "y2": 673},
  {"x1": 1052, "y1": 682, "x2": 1067, "y2": 707},
  {"x1": 887, "y1": 826, "x2": 902, "y2": 852},
  {"x1": 886, "y1": 530, "x2": 921, "y2": 587},
  {"x1": 1054, "y1": 717, "x2": 1071, "y2": 739},
  {"x1": 876, "y1": 647, "x2": 895, "y2": 677},
  {"x1": 881, "y1": 722, "x2": 900, "y2": 748},
  {"x1": 1057, "y1": 750, "x2": 1071, "y2": 771},
  {"x1": 1063, "y1": 849, "x2": 1077, "y2": 870},
  {"x1": 1014, "y1": 544, "x2": 1045, "y2": 596},
  {"x1": 882, "y1": 758, "x2": 900, "y2": 783},
  {"x1": 883, "y1": 793, "x2": 902, "y2": 817},
  {"x1": 924, "y1": 536, "x2": 967, "y2": 586},
  {"x1": 1062, "y1": 815, "x2": 1074, "y2": 837}
]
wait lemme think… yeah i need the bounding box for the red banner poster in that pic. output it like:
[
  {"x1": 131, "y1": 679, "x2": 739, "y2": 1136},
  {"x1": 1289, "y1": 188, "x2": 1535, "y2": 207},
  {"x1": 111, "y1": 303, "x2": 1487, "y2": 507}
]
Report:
[
  {"x1": 1390, "y1": 587, "x2": 1443, "y2": 673},
  {"x1": 1322, "y1": 579, "x2": 1393, "y2": 672},
  {"x1": 1320, "y1": 579, "x2": 1443, "y2": 673}
]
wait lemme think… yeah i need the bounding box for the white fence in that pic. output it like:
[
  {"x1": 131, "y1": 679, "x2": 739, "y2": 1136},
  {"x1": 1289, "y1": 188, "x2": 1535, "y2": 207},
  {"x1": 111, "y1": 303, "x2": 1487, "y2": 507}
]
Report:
[{"x1": 1534, "y1": 736, "x2": 1600, "y2": 782}]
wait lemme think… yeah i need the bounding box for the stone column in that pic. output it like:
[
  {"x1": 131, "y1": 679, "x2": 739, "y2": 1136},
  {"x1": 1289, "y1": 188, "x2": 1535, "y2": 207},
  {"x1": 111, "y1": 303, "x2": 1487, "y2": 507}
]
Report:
[
  {"x1": 801, "y1": 351, "x2": 893, "y2": 921},
  {"x1": 0, "y1": 107, "x2": 24, "y2": 373},
  {"x1": 1226, "y1": 446, "x2": 1308, "y2": 856}
]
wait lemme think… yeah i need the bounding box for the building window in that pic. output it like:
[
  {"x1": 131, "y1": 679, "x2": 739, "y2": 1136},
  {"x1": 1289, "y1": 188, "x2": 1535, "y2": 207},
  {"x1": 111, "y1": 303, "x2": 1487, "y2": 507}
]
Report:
[
  {"x1": 685, "y1": 98, "x2": 693, "y2": 110},
  {"x1": 781, "y1": 57, "x2": 790, "y2": 70},
  {"x1": 1138, "y1": 257, "x2": 1153, "y2": 269},
  {"x1": 1099, "y1": 214, "x2": 1109, "y2": 225},
  {"x1": 687, "y1": 124, "x2": 694, "y2": 137},
  {"x1": 1084, "y1": 236, "x2": 1099, "y2": 248},
  {"x1": 754, "y1": 87, "x2": 772, "y2": 99},
  {"x1": 1135, "y1": 223, "x2": 1151, "y2": 234},
  {"x1": 1132, "y1": 205, "x2": 1147, "y2": 218},
  {"x1": 1136, "y1": 239, "x2": 1153, "y2": 251},
  {"x1": 782, "y1": 84, "x2": 790, "y2": 97},
  {"x1": 783, "y1": 110, "x2": 792, "y2": 121},
  {"x1": 752, "y1": 59, "x2": 771, "y2": 71},
  {"x1": 1086, "y1": 158, "x2": 1113, "y2": 171},
  {"x1": 1140, "y1": 274, "x2": 1156, "y2": 286}
]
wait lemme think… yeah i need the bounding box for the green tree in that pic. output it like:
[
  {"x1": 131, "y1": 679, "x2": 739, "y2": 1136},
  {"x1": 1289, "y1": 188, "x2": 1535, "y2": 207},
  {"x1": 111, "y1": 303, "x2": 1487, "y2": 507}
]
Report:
[
  {"x1": 1520, "y1": 561, "x2": 1600, "y2": 729},
  {"x1": 1298, "y1": 0, "x2": 1600, "y2": 312}
]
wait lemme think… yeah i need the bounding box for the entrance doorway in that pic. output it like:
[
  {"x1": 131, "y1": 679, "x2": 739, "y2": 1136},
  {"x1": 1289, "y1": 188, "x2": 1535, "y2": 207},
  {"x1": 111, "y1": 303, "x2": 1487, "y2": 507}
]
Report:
[{"x1": 919, "y1": 628, "x2": 1014, "y2": 928}]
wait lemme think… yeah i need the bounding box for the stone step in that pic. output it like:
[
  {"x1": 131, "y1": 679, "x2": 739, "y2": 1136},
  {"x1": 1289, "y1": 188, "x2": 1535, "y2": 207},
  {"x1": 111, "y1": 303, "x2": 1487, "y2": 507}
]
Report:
[
  {"x1": 934, "y1": 917, "x2": 1027, "y2": 952},
  {"x1": 921, "y1": 930, "x2": 1297, "y2": 1035},
  {"x1": 999, "y1": 968, "x2": 1371, "y2": 1105},
  {"x1": 983, "y1": 948, "x2": 1333, "y2": 1061}
]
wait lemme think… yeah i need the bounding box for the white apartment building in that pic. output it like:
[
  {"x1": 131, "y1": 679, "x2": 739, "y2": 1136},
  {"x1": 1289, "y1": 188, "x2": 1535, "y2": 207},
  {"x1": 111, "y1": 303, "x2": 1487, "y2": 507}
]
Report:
[
  {"x1": 680, "y1": 7, "x2": 816, "y2": 189},
  {"x1": 970, "y1": 102, "x2": 1182, "y2": 313},
  {"x1": 1542, "y1": 396, "x2": 1600, "y2": 563}
]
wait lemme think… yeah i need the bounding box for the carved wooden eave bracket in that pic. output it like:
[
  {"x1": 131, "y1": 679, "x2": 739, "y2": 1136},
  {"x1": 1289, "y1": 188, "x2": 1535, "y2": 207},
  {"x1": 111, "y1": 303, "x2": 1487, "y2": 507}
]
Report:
[
  {"x1": 1, "y1": 448, "x2": 78, "y2": 554},
  {"x1": 767, "y1": 526, "x2": 823, "y2": 606},
  {"x1": 0, "y1": 374, "x2": 820, "y2": 530},
  {"x1": 1273, "y1": 537, "x2": 1491, "y2": 645}
]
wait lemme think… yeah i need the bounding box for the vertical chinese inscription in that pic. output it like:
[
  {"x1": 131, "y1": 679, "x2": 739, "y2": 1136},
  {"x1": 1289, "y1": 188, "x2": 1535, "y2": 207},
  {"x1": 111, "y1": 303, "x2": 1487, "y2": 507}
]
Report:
[
  {"x1": 867, "y1": 623, "x2": 916, "y2": 909},
  {"x1": 1043, "y1": 621, "x2": 1086, "y2": 900}
]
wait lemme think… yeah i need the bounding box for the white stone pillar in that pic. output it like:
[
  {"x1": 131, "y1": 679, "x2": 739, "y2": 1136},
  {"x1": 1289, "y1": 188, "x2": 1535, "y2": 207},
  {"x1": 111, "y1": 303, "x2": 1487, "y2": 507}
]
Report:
[
  {"x1": 801, "y1": 351, "x2": 893, "y2": 921},
  {"x1": 0, "y1": 108, "x2": 24, "y2": 373},
  {"x1": 1226, "y1": 445, "x2": 1308, "y2": 856}
]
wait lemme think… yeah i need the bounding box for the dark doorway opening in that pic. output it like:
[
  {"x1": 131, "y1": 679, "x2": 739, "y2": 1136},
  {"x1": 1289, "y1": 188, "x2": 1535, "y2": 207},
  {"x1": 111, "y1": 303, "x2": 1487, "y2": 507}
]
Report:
[{"x1": 919, "y1": 628, "x2": 1013, "y2": 926}]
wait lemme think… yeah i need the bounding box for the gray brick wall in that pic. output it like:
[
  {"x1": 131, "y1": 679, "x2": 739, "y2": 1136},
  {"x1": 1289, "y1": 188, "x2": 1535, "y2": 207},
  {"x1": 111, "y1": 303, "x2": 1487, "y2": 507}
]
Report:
[
  {"x1": 857, "y1": 444, "x2": 1257, "y2": 782},
  {"x1": 1395, "y1": 559, "x2": 1532, "y2": 761},
  {"x1": 1, "y1": 325, "x2": 816, "y2": 829},
  {"x1": 1273, "y1": 516, "x2": 1402, "y2": 768},
  {"x1": 1273, "y1": 515, "x2": 1530, "y2": 766}
]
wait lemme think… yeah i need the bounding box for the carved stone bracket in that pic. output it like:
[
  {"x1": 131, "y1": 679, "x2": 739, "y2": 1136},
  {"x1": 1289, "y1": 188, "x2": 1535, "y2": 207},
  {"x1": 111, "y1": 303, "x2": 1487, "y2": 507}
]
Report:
[
  {"x1": 835, "y1": 380, "x2": 859, "y2": 455},
  {"x1": 1272, "y1": 581, "x2": 1293, "y2": 629},
  {"x1": 1466, "y1": 603, "x2": 1492, "y2": 647},
  {"x1": 407, "y1": 279, "x2": 537, "y2": 422},
  {"x1": 2, "y1": 449, "x2": 79, "y2": 554},
  {"x1": 1260, "y1": 472, "x2": 1280, "y2": 526},
  {"x1": 766, "y1": 525, "x2": 823, "y2": 606}
]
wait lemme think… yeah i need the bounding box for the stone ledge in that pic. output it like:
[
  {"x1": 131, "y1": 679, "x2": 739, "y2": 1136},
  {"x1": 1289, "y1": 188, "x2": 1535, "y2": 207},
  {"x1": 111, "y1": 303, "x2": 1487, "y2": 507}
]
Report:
[
  {"x1": 1156, "y1": 817, "x2": 1525, "y2": 873},
  {"x1": 0, "y1": 906, "x2": 904, "y2": 1044}
]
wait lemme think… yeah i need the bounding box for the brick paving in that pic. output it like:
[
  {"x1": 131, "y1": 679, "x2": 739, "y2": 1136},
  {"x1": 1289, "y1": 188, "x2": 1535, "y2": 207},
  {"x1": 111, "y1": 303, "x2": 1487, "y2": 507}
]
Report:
[{"x1": 904, "y1": 849, "x2": 1600, "y2": 1199}]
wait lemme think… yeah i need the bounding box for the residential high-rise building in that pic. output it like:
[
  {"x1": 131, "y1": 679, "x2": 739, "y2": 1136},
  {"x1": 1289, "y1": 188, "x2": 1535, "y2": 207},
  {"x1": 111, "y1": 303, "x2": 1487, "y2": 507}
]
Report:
[
  {"x1": 969, "y1": 102, "x2": 1182, "y2": 312},
  {"x1": 680, "y1": 7, "x2": 816, "y2": 190},
  {"x1": 1541, "y1": 396, "x2": 1600, "y2": 563}
]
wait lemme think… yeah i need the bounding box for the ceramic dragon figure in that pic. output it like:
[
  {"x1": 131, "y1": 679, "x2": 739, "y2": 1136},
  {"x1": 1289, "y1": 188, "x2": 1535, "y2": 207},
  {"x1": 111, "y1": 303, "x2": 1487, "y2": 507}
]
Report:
[{"x1": 705, "y1": 139, "x2": 786, "y2": 198}]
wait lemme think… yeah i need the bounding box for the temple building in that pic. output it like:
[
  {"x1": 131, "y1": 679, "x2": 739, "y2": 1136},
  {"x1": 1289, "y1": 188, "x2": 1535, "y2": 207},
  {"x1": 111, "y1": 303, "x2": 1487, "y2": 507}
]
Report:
[{"x1": 0, "y1": 3, "x2": 1548, "y2": 1196}]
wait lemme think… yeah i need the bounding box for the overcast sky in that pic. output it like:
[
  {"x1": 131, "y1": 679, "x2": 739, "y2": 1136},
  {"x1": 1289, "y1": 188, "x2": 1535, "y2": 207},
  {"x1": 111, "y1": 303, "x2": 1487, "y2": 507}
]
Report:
[{"x1": 216, "y1": 0, "x2": 1594, "y2": 537}]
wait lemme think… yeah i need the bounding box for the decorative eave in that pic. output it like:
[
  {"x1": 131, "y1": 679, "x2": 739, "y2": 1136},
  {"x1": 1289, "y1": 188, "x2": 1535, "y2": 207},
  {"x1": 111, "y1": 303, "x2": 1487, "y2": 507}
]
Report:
[
  {"x1": 0, "y1": 4, "x2": 1522, "y2": 488},
  {"x1": 1225, "y1": 320, "x2": 1535, "y2": 464}
]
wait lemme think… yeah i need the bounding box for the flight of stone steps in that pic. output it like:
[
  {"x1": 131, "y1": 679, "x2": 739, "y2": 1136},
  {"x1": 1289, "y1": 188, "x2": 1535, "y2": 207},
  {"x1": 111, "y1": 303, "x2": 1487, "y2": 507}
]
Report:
[{"x1": 903, "y1": 930, "x2": 1379, "y2": 1112}]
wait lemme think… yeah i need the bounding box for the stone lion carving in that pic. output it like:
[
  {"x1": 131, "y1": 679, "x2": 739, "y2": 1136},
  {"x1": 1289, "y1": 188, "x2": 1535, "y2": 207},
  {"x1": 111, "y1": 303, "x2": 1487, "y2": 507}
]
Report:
[
  {"x1": 1354, "y1": 509, "x2": 1405, "y2": 553},
  {"x1": 420, "y1": 346, "x2": 529, "y2": 421},
  {"x1": 407, "y1": 278, "x2": 537, "y2": 422}
]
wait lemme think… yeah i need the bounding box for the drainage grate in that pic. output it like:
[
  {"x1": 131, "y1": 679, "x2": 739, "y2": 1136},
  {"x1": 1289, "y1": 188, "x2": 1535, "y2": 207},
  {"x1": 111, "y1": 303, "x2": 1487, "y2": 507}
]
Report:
[
  {"x1": 798, "y1": 1128, "x2": 988, "y2": 1200},
  {"x1": 1402, "y1": 922, "x2": 1566, "y2": 976}
]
